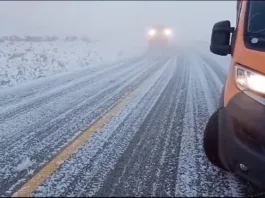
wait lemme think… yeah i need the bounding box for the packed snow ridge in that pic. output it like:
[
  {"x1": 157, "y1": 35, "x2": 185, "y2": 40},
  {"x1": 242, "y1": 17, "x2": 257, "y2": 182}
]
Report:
[{"x1": 0, "y1": 36, "x2": 145, "y2": 89}]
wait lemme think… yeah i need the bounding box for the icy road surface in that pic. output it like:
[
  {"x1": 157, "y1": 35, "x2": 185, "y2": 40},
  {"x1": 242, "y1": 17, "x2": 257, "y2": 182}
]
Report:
[{"x1": 0, "y1": 47, "x2": 264, "y2": 197}]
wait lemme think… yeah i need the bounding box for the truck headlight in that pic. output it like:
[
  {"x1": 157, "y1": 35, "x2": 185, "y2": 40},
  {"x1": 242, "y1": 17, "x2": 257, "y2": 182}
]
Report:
[
  {"x1": 163, "y1": 28, "x2": 172, "y2": 36},
  {"x1": 148, "y1": 29, "x2": 156, "y2": 37},
  {"x1": 235, "y1": 64, "x2": 265, "y2": 95}
]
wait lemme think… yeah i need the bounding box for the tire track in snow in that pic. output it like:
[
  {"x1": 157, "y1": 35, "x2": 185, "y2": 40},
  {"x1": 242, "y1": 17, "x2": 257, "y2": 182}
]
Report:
[
  {"x1": 0, "y1": 56, "x2": 144, "y2": 108},
  {"x1": 175, "y1": 58, "x2": 198, "y2": 196},
  {"x1": 0, "y1": 61, "x2": 147, "y2": 166},
  {"x1": 94, "y1": 56, "x2": 184, "y2": 197},
  {"x1": 197, "y1": 55, "x2": 224, "y2": 108},
  {"x1": 0, "y1": 59, "x2": 152, "y2": 173},
  {"x1": 175, "y1": 53, "x2": 241, "y2": 197},
  {"x1": 31, "y1": 57, "x2": 176, "y2": 197},
  {"x1": 0, "y1": 56, "x2": 154, "y2": 148},
  {"x1": 0, "y1": 57, "x2": 170, "y2": 196},
  {"x1": 0, "y1": 56, "x2": 149, "y2": 123},
  {"x1": 199, "y1": 53, "x2": 227, "y2": 84},
  {"x1": 154, "y1": 55, "x2": 189, "y2": 197},
  {"x1": 94, "y1": 54, "x2": 189, "y2": 197}
]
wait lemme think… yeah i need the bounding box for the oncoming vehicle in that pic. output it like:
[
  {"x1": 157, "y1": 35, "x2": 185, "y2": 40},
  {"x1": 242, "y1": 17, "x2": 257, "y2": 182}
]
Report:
[
  {"x1": 203, "y1": 0, "x2": 265, "y2": 188},
  {"x1": 147, "y1": 26, "x2": 173, "y2": 49}
]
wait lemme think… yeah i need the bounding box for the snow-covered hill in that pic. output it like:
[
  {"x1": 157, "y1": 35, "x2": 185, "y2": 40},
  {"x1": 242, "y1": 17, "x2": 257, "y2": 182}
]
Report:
[{"x1": 0, "y1": 37, "x2": 145, "y2": 89}]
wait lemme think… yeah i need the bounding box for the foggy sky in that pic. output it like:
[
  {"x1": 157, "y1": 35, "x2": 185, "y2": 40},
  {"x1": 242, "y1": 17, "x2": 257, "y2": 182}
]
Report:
[{"x1": 0, "y1": 1, "x2": 236, "y2": 43}]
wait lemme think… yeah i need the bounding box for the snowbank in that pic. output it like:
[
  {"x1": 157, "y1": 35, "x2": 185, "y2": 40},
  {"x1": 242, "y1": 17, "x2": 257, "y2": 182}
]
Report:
[{"x1": 0, "y1": 38, "x2": 145, "y2": 89}]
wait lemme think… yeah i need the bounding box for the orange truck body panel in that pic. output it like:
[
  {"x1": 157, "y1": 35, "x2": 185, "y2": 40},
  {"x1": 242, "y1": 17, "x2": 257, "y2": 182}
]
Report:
[{"x1": 224, "y1": 0, "x2": 265, "y2": 106}]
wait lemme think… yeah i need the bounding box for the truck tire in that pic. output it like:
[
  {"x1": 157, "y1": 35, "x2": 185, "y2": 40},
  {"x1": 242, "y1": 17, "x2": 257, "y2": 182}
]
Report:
[{"x1": 203, "y1": 109, "x2": 227, "y2": 171}]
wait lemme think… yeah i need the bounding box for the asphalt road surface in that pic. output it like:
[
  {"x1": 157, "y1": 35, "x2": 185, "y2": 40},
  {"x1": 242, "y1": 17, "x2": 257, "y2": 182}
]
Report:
[{"x1": 0, "y1": 47, "x2": 264, "y2": 197}]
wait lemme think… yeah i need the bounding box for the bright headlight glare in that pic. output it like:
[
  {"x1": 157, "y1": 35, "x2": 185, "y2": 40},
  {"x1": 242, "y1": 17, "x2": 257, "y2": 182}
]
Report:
[
  {"x1": 235, "y1": 65, "x2": 265, "y2": 95},
  {"x1": 163, "y1": 28, "x2": 172, "y2": 36},
  {"x1": 148, "y1": 29, "x2": 156, "y2": 36}
]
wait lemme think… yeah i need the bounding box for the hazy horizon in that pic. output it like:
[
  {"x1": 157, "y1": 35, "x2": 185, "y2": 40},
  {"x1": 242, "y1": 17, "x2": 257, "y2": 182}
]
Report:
[{"x1": 0, "y1": 1, "x2": 236, "y2": 43}]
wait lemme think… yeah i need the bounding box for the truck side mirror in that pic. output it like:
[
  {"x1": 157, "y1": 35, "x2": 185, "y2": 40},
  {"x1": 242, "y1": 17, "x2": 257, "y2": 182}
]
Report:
[{"x1": 210, "y1": 20, "x2": 235, "y2": 56}]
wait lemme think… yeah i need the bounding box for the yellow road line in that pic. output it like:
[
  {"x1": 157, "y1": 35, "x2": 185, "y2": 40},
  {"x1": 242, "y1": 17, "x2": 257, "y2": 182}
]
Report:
[{"x1": 12, "y1": 92, "x2": 134, "y2": 197}]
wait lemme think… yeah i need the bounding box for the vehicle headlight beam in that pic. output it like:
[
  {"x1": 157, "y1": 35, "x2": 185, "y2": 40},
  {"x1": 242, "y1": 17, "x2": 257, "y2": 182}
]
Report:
[
  {"x1": 148, "y1": 29, "x2": 156, "y2": 37},
  {"x1": 235, "y1": 64, "x2": 265, "y2": 95},
  {"x1": 163, "y1": 28, "x2": 172, "y2": 36}
]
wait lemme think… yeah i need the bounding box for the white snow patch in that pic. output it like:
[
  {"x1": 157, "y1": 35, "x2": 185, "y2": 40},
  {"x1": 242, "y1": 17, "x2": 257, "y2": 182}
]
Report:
[
  {"x1": 14, "y1": 157, "x2": 33, "y2": 172},
  {"x1": 0, "y1": 38, "x2": 146, "y2": 89}
]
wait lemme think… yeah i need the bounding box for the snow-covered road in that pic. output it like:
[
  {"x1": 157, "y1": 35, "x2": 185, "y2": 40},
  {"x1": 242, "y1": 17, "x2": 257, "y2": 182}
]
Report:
[{"x1": 0, "y1": 47, "x2": 263, "y2": 197}]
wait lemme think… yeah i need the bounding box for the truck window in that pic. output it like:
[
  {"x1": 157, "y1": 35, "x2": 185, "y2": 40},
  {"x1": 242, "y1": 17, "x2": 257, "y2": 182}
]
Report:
[
  {"x1": 247, "y1": 1, "x2": 265, "y2": 34},
  {"x1": 244, "y1": 1, "x2": 265, "y2": 51}
]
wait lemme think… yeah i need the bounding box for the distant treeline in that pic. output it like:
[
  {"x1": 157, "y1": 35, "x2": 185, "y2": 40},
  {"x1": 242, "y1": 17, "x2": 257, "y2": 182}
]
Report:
[{"x1": 0, "y1": 35, "x2": 93, "y2": 42}]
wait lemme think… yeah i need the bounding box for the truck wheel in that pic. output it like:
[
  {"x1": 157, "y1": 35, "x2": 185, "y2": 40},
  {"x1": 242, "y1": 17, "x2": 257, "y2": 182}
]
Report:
[{"x1": 203, "y1": 110, "x2": 227, "y2": 171}]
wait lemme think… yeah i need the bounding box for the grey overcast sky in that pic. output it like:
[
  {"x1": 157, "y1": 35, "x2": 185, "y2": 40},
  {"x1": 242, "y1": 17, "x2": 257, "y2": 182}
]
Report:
[{"x1": 0, "y1": 1, "x2": 236, "y2": 43}]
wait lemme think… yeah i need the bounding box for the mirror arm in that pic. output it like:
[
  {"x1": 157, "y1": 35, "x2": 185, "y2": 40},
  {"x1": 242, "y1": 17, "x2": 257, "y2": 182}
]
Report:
[
  {"x1": 214, "y1": 27, "x2": 235, "y2": 33},
  {"x1": 229, "y1": 27, "x2": 235, "y2": 33}
]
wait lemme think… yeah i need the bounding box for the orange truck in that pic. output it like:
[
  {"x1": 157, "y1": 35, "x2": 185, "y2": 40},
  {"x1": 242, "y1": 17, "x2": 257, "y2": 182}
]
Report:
[{"x1": 203, "y1": 0, "x2": 265, "y2": 188}]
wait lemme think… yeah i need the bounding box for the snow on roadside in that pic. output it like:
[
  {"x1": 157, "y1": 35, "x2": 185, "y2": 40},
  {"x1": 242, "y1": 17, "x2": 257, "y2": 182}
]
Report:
[{"x1": 0, "y1": 37, "x2": 145, "y2": 89}]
